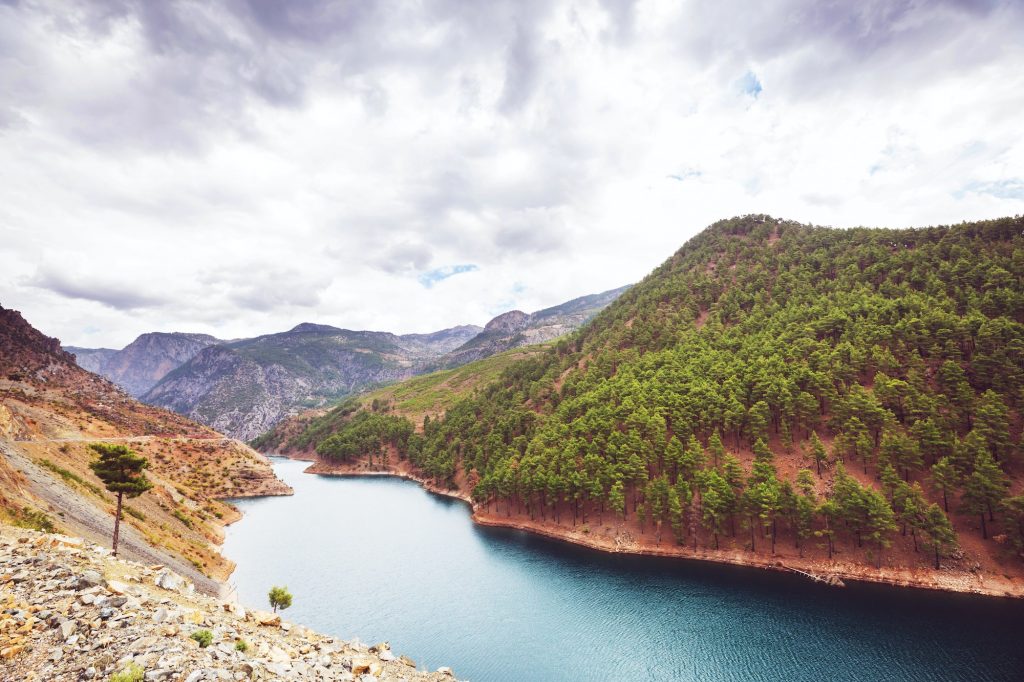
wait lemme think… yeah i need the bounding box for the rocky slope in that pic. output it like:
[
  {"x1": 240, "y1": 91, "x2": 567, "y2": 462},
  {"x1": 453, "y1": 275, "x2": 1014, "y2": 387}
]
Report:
[
  {"x1": 66, "y1": 333, "x2": 222, "y2": 397},
  {"x1": 0, "y1": 304, "x2": 290, "y2": 587},
  {"x1": 436, "y1": 286, "x2": 630, "y2": 368},
  {"x1": 0, "y1": 527, "x2": 459, "y2": 681}
]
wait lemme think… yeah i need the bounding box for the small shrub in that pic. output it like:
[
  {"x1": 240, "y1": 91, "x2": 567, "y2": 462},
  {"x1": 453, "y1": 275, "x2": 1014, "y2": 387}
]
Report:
[
  {"x1": 124, "y1": 505, "x2": 146, "y2": 521},
  {"x1": 190, "y1": 629, "x2": 213, "y2": 648},
  {"x1": 173, "y1": 510, "x2": 194, "y2": 529},
  {"x1": 14, "y1": 507, "x2": 55, "y2": 533},
  {"x1": 110, "y1": 662, "x2": 145, "y2": 682},
  {"x1": 235, "y1": 640, "x2": 249, "y2": 652}
]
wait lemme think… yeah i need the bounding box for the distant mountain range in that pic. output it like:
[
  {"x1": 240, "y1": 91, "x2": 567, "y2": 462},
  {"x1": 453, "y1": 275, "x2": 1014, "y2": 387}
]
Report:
[{"x1": 64, "y1": 286, "x2": 629, "y2": 440}]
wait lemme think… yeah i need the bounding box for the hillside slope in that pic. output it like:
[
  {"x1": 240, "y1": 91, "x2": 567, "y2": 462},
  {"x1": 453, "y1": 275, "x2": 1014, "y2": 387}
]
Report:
[
  {"x1": 269, "y1": 215, "x2": 1024, "y2": 596},
  {"x1": 0, "y1": 305, "x2": 290, "y2": 590}
]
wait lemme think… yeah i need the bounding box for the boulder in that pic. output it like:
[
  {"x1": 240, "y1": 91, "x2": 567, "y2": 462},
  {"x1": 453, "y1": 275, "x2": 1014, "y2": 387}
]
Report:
[
  {"x1": 76, "y1": 570, "x2": 103, "y2": 590},
  {"x1": 253, "y1": 610, "x2": 281, "y2": 627},
  {"x1": 350, "y1": 657, "x2": 374, "y2": 675},
  {"x1": 153, "y1": 569, "x2": 182, "y2": 592}
]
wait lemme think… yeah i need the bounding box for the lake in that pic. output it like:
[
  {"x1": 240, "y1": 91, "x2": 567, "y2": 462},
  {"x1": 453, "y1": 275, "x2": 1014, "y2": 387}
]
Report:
[{"x1": 223, "y1": 457, "x2": 1024, "y2": 681}]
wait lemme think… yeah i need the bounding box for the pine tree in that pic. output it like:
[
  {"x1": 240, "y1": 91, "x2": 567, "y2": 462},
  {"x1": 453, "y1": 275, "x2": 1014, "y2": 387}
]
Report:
[
  {"x1": 974, "y1": 390, "x2": 1011, "y2": 461},
  {"x1": 708, "y1": 430, "x2": 726, "y2": 468},
  {"x1": 1001, "y1": 494, "x2": 1024, "y2": 557},
  {"x1": 809, "y1": 431, "x2": 828, "y2": 477},
  {"x1": 609, "y1": 479, "x2": 626, "y2": 520},
  {"x1": 929, "y1": 457, "x2": 958, "y2": 512},
  {"x1": 89, "y1": 443, "x2": 153, "y2": 557},
  {"x1": 961, "y1": 452, "x2": 1009, "y2": 538},
  {"x1": 921, "y1": 504, "x2": 957, "y2": 569}
]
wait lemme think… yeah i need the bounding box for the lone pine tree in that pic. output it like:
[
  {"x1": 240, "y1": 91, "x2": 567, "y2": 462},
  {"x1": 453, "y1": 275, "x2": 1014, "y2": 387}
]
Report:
[{"x1": 89, "y1": 443, "x2": 153, "y2": 557}]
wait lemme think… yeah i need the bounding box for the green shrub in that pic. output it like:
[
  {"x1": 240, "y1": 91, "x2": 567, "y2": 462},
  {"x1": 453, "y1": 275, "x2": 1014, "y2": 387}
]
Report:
[
  {"x1": 190, "y1": 629, "x2": 213, "y2": 648},
  {"x1": 173, "y1": 509, "x2": 194, "y2": 529},
  {"x1": 110, "y1": 662, "x2": 145, "y2": 682},
  {"x1": 124, "y1": 505, "x2": 146, "y2": 521},
  {"x1": 235, "y1": 640, "x2": 249, "y2": 652},
  {"x1": 14, "y1": 507, "x2": 55, "y2": 533}
]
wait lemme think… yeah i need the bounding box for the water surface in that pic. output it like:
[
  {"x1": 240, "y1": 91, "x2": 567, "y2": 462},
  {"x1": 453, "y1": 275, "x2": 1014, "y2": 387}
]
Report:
[{"x1": 224, "y1": 458, "x2": 1024, "y2": 681}]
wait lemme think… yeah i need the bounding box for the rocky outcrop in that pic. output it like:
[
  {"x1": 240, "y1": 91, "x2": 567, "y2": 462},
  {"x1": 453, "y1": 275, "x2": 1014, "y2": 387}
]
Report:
[
  {"x1": 0, "y1": 527, "x2": 460, "y2": 681},
  {"x1": 66, "y1": 332, "x2": 222, "y2": 397}
]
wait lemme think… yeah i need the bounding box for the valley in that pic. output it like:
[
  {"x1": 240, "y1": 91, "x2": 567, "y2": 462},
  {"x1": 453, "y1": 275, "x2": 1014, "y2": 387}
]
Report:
[{"x1": 258, "y1": 215, "x2": 1024, "y2": 599}]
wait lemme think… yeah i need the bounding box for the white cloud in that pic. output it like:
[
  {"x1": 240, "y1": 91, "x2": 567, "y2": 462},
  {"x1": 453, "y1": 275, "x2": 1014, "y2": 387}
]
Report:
[{"x1": 1, "y1": 0, "x2": 1023, "y2": 347}]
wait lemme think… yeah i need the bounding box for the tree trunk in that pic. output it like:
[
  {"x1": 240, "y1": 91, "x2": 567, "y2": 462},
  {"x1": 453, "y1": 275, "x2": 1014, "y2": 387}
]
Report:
[
  {"x1": 980, "y1": 513, "x2": 988, "y2": 539},
  {"x1": 112, "y1": 492, "x2": 123, "y2": 557},
  {"x1": 942, "y1": 490, "x2": 948, "y2": 512},
  {"x1": 934, "y1": 545, "x2": 940, "y2": 570}
]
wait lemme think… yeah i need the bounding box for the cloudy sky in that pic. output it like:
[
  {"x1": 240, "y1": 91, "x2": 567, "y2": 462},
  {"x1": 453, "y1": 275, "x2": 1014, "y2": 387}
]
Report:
[{"x1": 2, "y1": 0, "x2": 1023, "y2": 348}]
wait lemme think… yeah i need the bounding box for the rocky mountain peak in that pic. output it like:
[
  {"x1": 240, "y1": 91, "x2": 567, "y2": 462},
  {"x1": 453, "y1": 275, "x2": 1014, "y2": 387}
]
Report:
[{"x1": 482, "y1": 310, "x2": 530, "y2": 334}]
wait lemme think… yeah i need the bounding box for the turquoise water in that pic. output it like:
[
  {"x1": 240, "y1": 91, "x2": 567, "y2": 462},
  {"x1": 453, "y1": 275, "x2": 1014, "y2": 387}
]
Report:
[{"x1": 223, "y1": 458, "x2": 1024, "y2": 681}]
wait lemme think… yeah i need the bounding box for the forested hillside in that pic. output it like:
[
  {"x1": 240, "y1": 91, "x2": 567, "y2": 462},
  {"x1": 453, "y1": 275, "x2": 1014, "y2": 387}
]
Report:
[{"x1": 273, "y1": 215, "x2": 1024, "y2": 584}]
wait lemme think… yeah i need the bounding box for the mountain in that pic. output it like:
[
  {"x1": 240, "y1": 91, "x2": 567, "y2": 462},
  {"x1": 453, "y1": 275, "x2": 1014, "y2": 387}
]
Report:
[
  {"x1": 437, "y1": 286, "x2": 630, "y2": 368},
  {"x1": 140, "y1": 288, "x2": 623, "y2": 441},
  {"x1": 63, "y1": 346, "x2": 116, "y2": 374},
  {"x1": 140, "y1": 323, "x2": 482, "y2": 441},
  {"x1": 65, "y1": 332, "x2": 222, "y2": 396},
  {"x1": 265, "y1": 215, "x2": 1024, "y2": 596},
  {"x1": 0, "y1": 304, "x2": 289, "y2": 591}
]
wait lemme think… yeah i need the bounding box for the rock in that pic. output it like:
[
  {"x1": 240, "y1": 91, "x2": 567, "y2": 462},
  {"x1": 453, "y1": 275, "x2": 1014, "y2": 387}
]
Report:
[
  {"x1": 59, "y1": 619, "x2": 77, "y2": 640},
  {"x1": 106, "y1": 580, "x2": 130, "y2": 595},
  {"x1": 253, "y1": 610, "x2": 280, "y2": 627},
  {"x1": 437, "y1": 666, "x2": 454, "y2": 676},
  {"x1": 77, "y1": 570, "x2": 103, "y2": 590},
  {"x1": 351, "y1": 657, "x2": 374, "y2": 675},
  {"x1": 152, "y1": 608, "x2": 170, "y2": 624},
  {"x1": 379, "y1": 649, "x2": 396, "y2": 662},
  {"x1": 153, "y1": 569, "x2": 182, "y2": 592},
  {"x1": 399, "y1": 655, "x2": 417, "y2": 668},
  {"x1": 267, "y1": 646, "x2": 290, "y2": 663}
]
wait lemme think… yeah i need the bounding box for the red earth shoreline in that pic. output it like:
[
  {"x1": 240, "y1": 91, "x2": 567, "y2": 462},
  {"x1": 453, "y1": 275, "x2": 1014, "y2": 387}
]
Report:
[{"x1": 280, "y1": 453, "x2": 1024, "y2": 600}]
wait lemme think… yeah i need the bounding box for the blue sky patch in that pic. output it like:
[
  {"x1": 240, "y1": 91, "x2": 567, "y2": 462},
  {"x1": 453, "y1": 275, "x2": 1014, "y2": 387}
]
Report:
[
  {"x1": 739, "y1": 71, "x2": 762, "y2": 97},
  {"x1": 955, "y1": 179, "x2": 1024, "y2": 201},
  {"x1": 418, "y1": 264, "x2": 479, "y2": 288}
]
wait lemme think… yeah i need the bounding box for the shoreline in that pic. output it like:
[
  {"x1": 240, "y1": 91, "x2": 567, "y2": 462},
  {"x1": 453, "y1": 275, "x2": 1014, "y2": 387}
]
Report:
[{"x1": 280, "y1": 453, "x2": 1024, "y2": 601}]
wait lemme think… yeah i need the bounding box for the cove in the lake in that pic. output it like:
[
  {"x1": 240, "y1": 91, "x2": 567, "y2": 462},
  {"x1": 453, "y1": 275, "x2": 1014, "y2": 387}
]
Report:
[{"x1": 224, "y1": 458, "x2": 1024, "y2": 682}]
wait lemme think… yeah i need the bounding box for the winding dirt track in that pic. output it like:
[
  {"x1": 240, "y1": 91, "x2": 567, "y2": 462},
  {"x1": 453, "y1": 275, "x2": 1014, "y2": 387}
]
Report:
[{"x1": 0, "y1": 438, "x2": 223, "y2": 596}]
